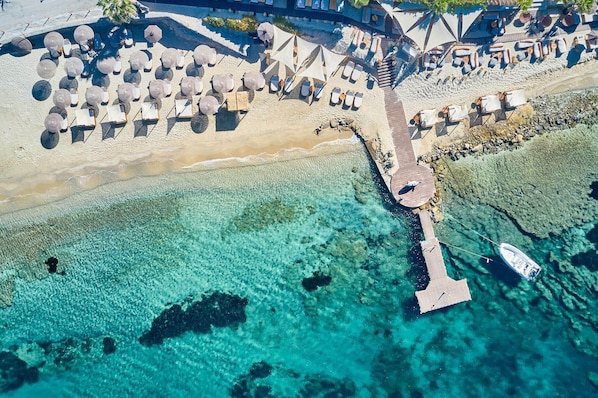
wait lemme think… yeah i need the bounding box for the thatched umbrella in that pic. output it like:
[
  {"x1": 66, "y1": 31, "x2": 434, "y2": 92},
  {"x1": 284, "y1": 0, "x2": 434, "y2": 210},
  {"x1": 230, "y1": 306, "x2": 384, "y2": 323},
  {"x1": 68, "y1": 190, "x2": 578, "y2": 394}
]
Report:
[
  {"x1": 180, "y1": 76, "x2": 198, "y2": 97},
  {"x1": 64, "y1": 57, "x2": 84, "y2": 78},
  {"x1": 243, "y1": 71, "x2": 265, "y2": 90},
  {"x1": 257, "y1": 22, "x2": 274, "y2": 43},
  {"x1": 129, "y1": 50, "x2": 149, "y2": 71},
  {"x1": 211, "y1": 73, "x2": 234, "y2": 93},
  {"x1": 11, "y1": 37, "x2": 32, "y2": 55},
  {"x1": 44, "y1": 32, "x2": 64, "y2": 55},
  {"x1": 85, "y1": 86, "x2": 104, "y2": 106},
  {"x1": 53, "y1": 89, "x2": 71, "y2": 108},
  {"x1": 199, "y1": 95, "x2": 220, "y2": 115},
  {"x1": 44, "y1": 113, "x2": 64, "y2": 133},
  {"x1": 161, "y1": 48, "x2": 178, "y2": 69},
  {"x1": 96, "y1": 57, "x2": 116, "y2": 74},
  {"x1": 193, "y1": 45, "x2": 215, "y2": 65},
  {"x1": 144, "y1": 25, "x2": 162, "y2": 44},
  {"x1": 74, "y1": 25, "x2": 94, "y2": 45},
  {"x1": 117, "y1": 83, "x2": 135, "y2": 103},
  {"x1": 149, "y1": 79, "x2": 167, "y2": 99},
  {"x1": 37, "y1": 59, "x2": 57, "y2": 79}
]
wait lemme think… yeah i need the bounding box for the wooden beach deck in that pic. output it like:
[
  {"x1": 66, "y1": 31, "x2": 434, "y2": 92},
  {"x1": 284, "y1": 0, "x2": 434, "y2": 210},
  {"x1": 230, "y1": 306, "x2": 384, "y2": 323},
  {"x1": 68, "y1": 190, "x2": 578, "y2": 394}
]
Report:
[{"x1": 381, "y1": 87, "x2": 471, "y2": 313}]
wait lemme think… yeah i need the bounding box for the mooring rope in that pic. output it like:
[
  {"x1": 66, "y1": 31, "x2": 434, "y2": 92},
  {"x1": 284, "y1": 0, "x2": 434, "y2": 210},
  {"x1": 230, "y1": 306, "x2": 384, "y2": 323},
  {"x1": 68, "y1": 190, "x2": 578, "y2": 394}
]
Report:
[{"x1": 439, "y1": 240, "x2": 494, "y2": 263}]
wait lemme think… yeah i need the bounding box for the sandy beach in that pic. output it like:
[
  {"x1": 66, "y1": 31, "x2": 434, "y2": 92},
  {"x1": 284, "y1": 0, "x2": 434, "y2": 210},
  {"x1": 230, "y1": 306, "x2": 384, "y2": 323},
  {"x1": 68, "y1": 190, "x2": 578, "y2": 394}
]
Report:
[{"x1": 2, "y1": 2, "x2": 598, "y2": 217}]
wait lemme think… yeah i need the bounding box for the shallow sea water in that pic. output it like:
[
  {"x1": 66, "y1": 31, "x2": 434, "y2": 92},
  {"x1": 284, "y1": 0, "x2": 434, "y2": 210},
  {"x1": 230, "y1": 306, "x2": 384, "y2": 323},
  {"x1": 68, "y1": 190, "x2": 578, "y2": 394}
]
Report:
[{"x1": 0, "y1": 142, "x2": 596, "y2": 397}]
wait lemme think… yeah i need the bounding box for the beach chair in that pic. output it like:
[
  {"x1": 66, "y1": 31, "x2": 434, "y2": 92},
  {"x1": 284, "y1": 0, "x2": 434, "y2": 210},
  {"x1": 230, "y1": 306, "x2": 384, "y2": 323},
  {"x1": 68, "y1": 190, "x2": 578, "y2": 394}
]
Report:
[
  {"x1": 516, "y1": 40, "x2": 534, "y2": 50},
  {"x1": 556, "y1": 38, "x2": 567, "y2": 55},
  {"x1": 164, "y1": 80, "x2": 173, "y2": 97},
  {"x1": 70, "y1": 88, "x2": 79, "y2": 107},
  {"x1": 353, "y1": 92, "x2": 363, "y2": 109},
  {"x1": 176, "y1": 50, "x2": 185, "y2": 69},
  {"x1": 344, "y1": 90, "x2": 354, "y2": 107},
  {"x1": 488, "y1": 44, "x2": 504, "y2": 53},
  {"x1": 270, "y1": 75, "x2": 280, "y2": 92},
  {"x1": 132, "y1": 83, "x2": 141, "y2": 101},
  {"x1": 175, "y1": 99, "x2": 194, "y2": 119},
  {"x1": 533, "y1": 42, "x2": 542, "y2": 59},
  {"x1": 81, "y1": 61, "x2": 91, "y2": 78},
  {"x1": 314, "y1": 82, "x2": 324, "y2": 100},
  {"x1": 342, "y1": 61, "x2": 355, "y2": 78},
  {"x1": 369, "y1": 36, "x2": 380, "y2": 54},
  {"x1": 141, "y1": 102, "x2": 160, "y2": 121},
  {"x1": 283, "y1": 76, "x2": 293, "y2": 94},
  {"x1": 300, "y1": 80, "x2": 311, "y2": 97},
  {"x1": 144, "y1": 56, "x2": 153, "y2": 72},
  {"x1": 194, "y1": 77, "x2": 204, "y2": 95},
  {"x1": 351, "y1": 64, "x2": 363, "y2": 82},
  {"x1": 502, "y1": 48, "x2": 512, "y2": 66},
  {"x1": 101, "y1": 87, "x2": 109, "y2": 104},
  {"x1": 470, "y1": 52, "x2": 478, "y2": 69},
  {"x1": 352, "y1": 30, "x2": 363, "y2": 47},
  {"x1": 63, "y1": 39, "x2": 72, "y2": 57},
  {"x1": 113, "y1": 56, "x2": 122, "y2": 74},
  {"x1": 107, "y1": 104, "x2": 127, "y2": 124},
  {"x1": 75, "y1": 108, "x2": 96, "y2": 128},
  {"x1": 330, "y1": 87, "x2": 341, "y2": 104}
]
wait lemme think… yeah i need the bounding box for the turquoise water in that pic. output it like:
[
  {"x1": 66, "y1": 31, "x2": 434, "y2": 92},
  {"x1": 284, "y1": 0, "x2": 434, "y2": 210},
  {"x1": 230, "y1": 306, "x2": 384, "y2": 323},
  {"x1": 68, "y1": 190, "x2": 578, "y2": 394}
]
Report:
[{"x1": 0, "y1": 143, "x2": 596, "y2": 397}]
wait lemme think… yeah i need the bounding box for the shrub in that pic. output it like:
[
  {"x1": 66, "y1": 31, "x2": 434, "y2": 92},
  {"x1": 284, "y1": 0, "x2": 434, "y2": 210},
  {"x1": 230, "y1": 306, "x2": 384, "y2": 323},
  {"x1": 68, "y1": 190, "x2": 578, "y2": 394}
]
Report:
[
  {"x1": 204, "y1": 16, "x2": 225, "y2": 28},
  {"x1": 273, "y1": 16, "x2": 300, "y2": 36},
  {"x1": 225, "y1": 14, "x2": 258, "y2": 32}
]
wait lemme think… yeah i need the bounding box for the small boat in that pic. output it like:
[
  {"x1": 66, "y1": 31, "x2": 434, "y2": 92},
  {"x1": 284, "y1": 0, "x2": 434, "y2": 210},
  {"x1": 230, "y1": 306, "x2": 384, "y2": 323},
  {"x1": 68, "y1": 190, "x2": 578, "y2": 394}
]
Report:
[{"x1": 498, "y1": 243, "x2": 542, "y2": 280}]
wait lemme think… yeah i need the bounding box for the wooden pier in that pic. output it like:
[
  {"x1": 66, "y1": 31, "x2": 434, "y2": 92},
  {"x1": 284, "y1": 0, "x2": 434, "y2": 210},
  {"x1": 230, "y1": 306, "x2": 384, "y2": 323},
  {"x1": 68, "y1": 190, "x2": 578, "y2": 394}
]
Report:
[{"x1": 381, "y1": 87, "x2": 471, "y2": 313}]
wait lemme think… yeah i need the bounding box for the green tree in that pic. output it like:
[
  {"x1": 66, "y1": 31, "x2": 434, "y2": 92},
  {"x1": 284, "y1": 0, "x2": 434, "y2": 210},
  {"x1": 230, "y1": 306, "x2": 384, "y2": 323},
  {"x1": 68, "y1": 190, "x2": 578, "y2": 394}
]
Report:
[
  {"x1": 574, "y1": 0, "x2": 595, "y2": 13},
  {"x1": 97, "y1": 0, "x2": 138, "y2": 25},
  {"x1": 348, "y1": 0, "x2": 369, "y2": 9},
  {"x1": 517, "y1": 0, "x2": 533, "y2": 12}
]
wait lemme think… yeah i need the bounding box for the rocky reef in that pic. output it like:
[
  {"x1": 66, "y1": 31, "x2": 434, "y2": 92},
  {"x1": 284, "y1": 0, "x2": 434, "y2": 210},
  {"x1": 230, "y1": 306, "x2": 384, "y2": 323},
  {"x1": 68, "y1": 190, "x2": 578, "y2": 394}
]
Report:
[
  {"x1": 139, "y1": 291, "x2": 248, "y2": 346},
  {"x1": 225, "y1": 197, "x2": 301, "y2": 234}
]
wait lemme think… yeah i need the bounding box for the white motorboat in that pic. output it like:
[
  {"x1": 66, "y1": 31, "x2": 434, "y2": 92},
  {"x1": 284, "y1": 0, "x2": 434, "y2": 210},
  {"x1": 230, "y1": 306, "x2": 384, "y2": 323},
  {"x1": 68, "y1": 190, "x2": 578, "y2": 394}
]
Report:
[{"x1": 498, "y1": 243, "x2": 542, "y2": 280}]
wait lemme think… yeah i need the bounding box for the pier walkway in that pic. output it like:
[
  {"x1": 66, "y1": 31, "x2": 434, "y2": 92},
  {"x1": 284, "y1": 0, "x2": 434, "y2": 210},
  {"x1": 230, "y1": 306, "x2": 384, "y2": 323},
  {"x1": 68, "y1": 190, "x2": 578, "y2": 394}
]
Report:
[{"x1": 381, "y1": 87, "x2": 471, "y2": 313}]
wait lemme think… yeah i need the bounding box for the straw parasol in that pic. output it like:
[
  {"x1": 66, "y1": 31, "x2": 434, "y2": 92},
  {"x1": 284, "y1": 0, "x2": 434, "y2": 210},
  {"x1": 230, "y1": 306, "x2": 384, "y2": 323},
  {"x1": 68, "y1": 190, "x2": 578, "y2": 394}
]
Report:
[
  {"x1": 85, "y1": 86, "x2": 104, "y2": 106},
  {"x1": 44, "y1": 113, "x2": 64, "y2": 133},
  {"x1": 211, "y1": 73, "x2": 235, "y2": 93},
  {"x1": 161, "y1": 48, "x2": 178, "y2": 69},
  {"x1": 180, "y1": 76, "x2": 198, "y2": 97},
  {"x1": 193, "y1": 45, "x2": 215, "y2": 65},
  {"x1": 117, "y1": 83, "x2": 136, "y2": 103},
  {"x1": 64, "y1": 57, "x2": 84, "y2": 78},
  {"x1": 53, "y1": 89, "x2": 71, "y2": 108},
  {"x1": 199, "y1": 95, "x2": 220, "y2": 115},
  {"x1": 242, "y1": 71, "x2": 265, "y2": 90},
  {"x1": 149, "y1": 80, "x2": 167, "y2": 99},
  {"x1": 37, "y1": 59, "x2": 57, "y2": 79},
  {"x1": 144, "y1": 25, "x2": 162, "y2": 44},
  {"x1": 11, "y1": 37, "x2": 32, "y2": 55},
  {"x1": 44, "y1": 31, "x2": 64, "y2": 53},
  {"x1": 96, "y1": 57, "x2": 116, "y2": 75},
  {"x1": 74, "y1": 25, "x2": 94, "y2": 45},
  {"x1": 257, "y1": 22, "x2": 274, "y2": 43},
  {"x1": 129, "y1": 50, "x2": 149, "y2": 71}
]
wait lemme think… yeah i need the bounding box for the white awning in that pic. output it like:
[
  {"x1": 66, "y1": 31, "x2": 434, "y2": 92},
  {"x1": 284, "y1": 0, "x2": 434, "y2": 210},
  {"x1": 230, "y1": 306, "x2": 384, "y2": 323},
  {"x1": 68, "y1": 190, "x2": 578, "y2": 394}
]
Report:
[
  {"x1": 395, "y1": 10, "x2": 426, "y2": 35},
  {"x1": 505, "y1": 89, "x2": 526, "y2": 108},
  {"x1": 295, "y1": 36, "x2": 319, "y2": 70},
  {"x1": 298, "y1": 48, "x2": 326, "y2": 82},
  {"x1": 271, "y1": 37, "x2": 296, "y2": 72},
  {"x1": 461, "y1": 9, "x2": 483, "y2": 38},
  {"x1": 321, "y1": 46, "x2": 346, "y2": 80},
  {"x1": 272, "y1": 25, "x2": 294, "y2": 53},
  {"x1": 424, "y1": 14, "x2": 457, "y2": 50}
]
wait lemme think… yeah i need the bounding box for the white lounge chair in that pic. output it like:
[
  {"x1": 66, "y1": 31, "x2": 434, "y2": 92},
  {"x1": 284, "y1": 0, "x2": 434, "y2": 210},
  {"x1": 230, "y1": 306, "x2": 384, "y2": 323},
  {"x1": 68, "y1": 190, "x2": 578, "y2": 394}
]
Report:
[
  {"x1": 314, "y1": 83, "x2": 324, "y2": 100},
  {"x1": 75, "y1": 108, "x2": 96, "y2": 127},
  {"x1": 369, "y1": 36, "x2": 380, "y2": 54},
  {"x1": 70, "y1": 88, "x2": 78, "y2": 107},
  {"x1": 144, "y1": 56, "x2": 153, "y2": 72},
  {"x1": 164, "y1": 80, "x2": 173, "y2": 97},
  {"x1": 283, "y1": 76, "x2": 293, "y2": 93},
  {"x1": 516, "y1": 40, "x2": 535, "y2": 50},
  {"x1": 270, "y1": 75, "x2": 280, "y2": 92},
  {"x1": 330, "y1": 87, "x2": 341, "y2": 104},
  {"x1": 209, "y1": 50, "x2": 217, "y2": 66},
  {"x1": 194, "y1": 77, "x2": 203, "y2": 95},
  {"x1": 342, "y1": 61, "x2": 355, "y2": 78},
  {"x1": 300, "y1": 80, "x2": 311, "y2": 97},
  {"x1": 556, "y1": 38, "x2": 567, "y2": 54},
  {"x1": 175, "y1": 99, "x2": 193, "y2": 119},
  {"x1": 454, "y1": 48, "x2": 472, "y2": 57},
  {"x1": 533, "y1": 41, "x2": 542, "y2": 59},
  {"x1": 107, "y1": 104, "x2": 127, "y2": 124},
  {"x1": 132, "y1": 83, "x2": 141, "y2": 101},
  {"x1": 352, "y1": 29, "x2": 363, "y2": 47},
  {"x1": 351, "y1": 64, "x2": 363, "y2": 82},
  {"x1": 353, "y1": 92, "x2": 363, "y2": 109},
  {"x1": 101, "y1": 87, "x2": 109, "y2": 104},
  {"x1": 502, "y1": 48, "x2": 512, "y2": 66},
  {"x1": 470, "y1": 52, "x2": 478, "y2": 69},
  {"x1": 176, "y1": 50, "x2": 185, "y2": 69},
  {"x1": 63, "y1": 39, "x2": 72, "y2": 57},
  {"x1": 344, "y1": 90, "x2": 355, "y2": 107},
  {"x1": 141, "y1": 102, "x2": 159, "y2": 121},
  {"x1": 113, "y1": 56, "x2": 122, "y2": 74}
]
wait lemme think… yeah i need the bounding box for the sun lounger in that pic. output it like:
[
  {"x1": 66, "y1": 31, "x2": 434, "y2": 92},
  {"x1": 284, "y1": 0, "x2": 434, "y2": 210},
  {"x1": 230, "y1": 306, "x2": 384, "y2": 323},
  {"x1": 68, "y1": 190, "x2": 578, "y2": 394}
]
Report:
[
  {"x1": 314, "y1": 83, "x2": 324, "y2": 100},
  {"x1": 63, "y1": 39, "x2": 72, "y2": 57},
  {"x1": 75, "y1": 108, "x2": 96, "y2": 127},
  {"x1": 107, "y1": 104, "x2": 127, "y2": 124},
  {"x1": 454, "y1": 48, "x2": 472, "y2": 57},
  {"x1": 352, "y1": 30, "x2": 363, "y2": 47},
  {"x1": 502, "y1": 48, "x2": 512, "y2": 66},
  {"x1": 344, "y1": 90, "x2": 354, "y2": 107},
  {"x1": 351, "y1": 64, "x2": 363, "y2": 82},
  {"x1": 330, "y1": 87, "x2": 341, "y2": 104},
  {"x1": 209, "y1": 50, "x2": 217, "y2": 66},
  {"x1": 516, "y1": 40, "x2": 535, "y2": 50},
  {"x1": 175, "y1": 99, "x2": 194, "y2": 119},
  {"x1": 556, "y1": 38, "x2": 567, "y2": 54},
  {"x1": 164, "y1": 80, "x2": 173, "y2": 97},
  {"x1": 353, "y1": 92, "x2": 363, "y2": 109},
  {"x1": 470, "y1": 52, "x2": 478, "y2": 69},
  {"x1": 419, "y1": 109, "x2": 438, "y2": 128},
  {"x1": 194, "y1": 77, "x2": 203, "y2": 95},
  {"x1": 369, "y1": 36, "x2": 380, "y2": 54},
  {"x1": 283, "y1": 76, "x2": 293, "y2": 93},
  {"x1": 81, "y1": 61, "x2": 91, "y2": 78},
  {"x1": 533, "y1": 42, "x2": 542, "y2": 59},
  {"x1": 101, "y1": 87, "x2": 109, "y2": 104},
  {"x1": 488, "y1": 44, "x2": 504, "y2": 53},
  {"x1": 113, "y1": 56, "x2": 122, "y2": 74},
  {"x1": 270, "y1": 75, "x2": 280, "y2": 92},
  {"x1": 342, "y1": 61, "x2": 355, "y2": 78},
  {"x1": 141, "y1": 102, "x2": 160, "y2": 121},
  {"x1": 300, "y1": 80, "x2": 311, "y2": 97},
  {"x1": 132, "y1": 83, "x2": 141, "y2": 101},
  {"x1": 177, "y1": 50, "x2": 185, "y2": 69},
  {"x1": 542, "y1": 40, "x2": 550, "y2": 56},
  {"x1": 70, "y1": 88, "x2": 78, "y2": 107},
  {"x1": 144, "y1": 56, "x2": 153, "y2": 72}
]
